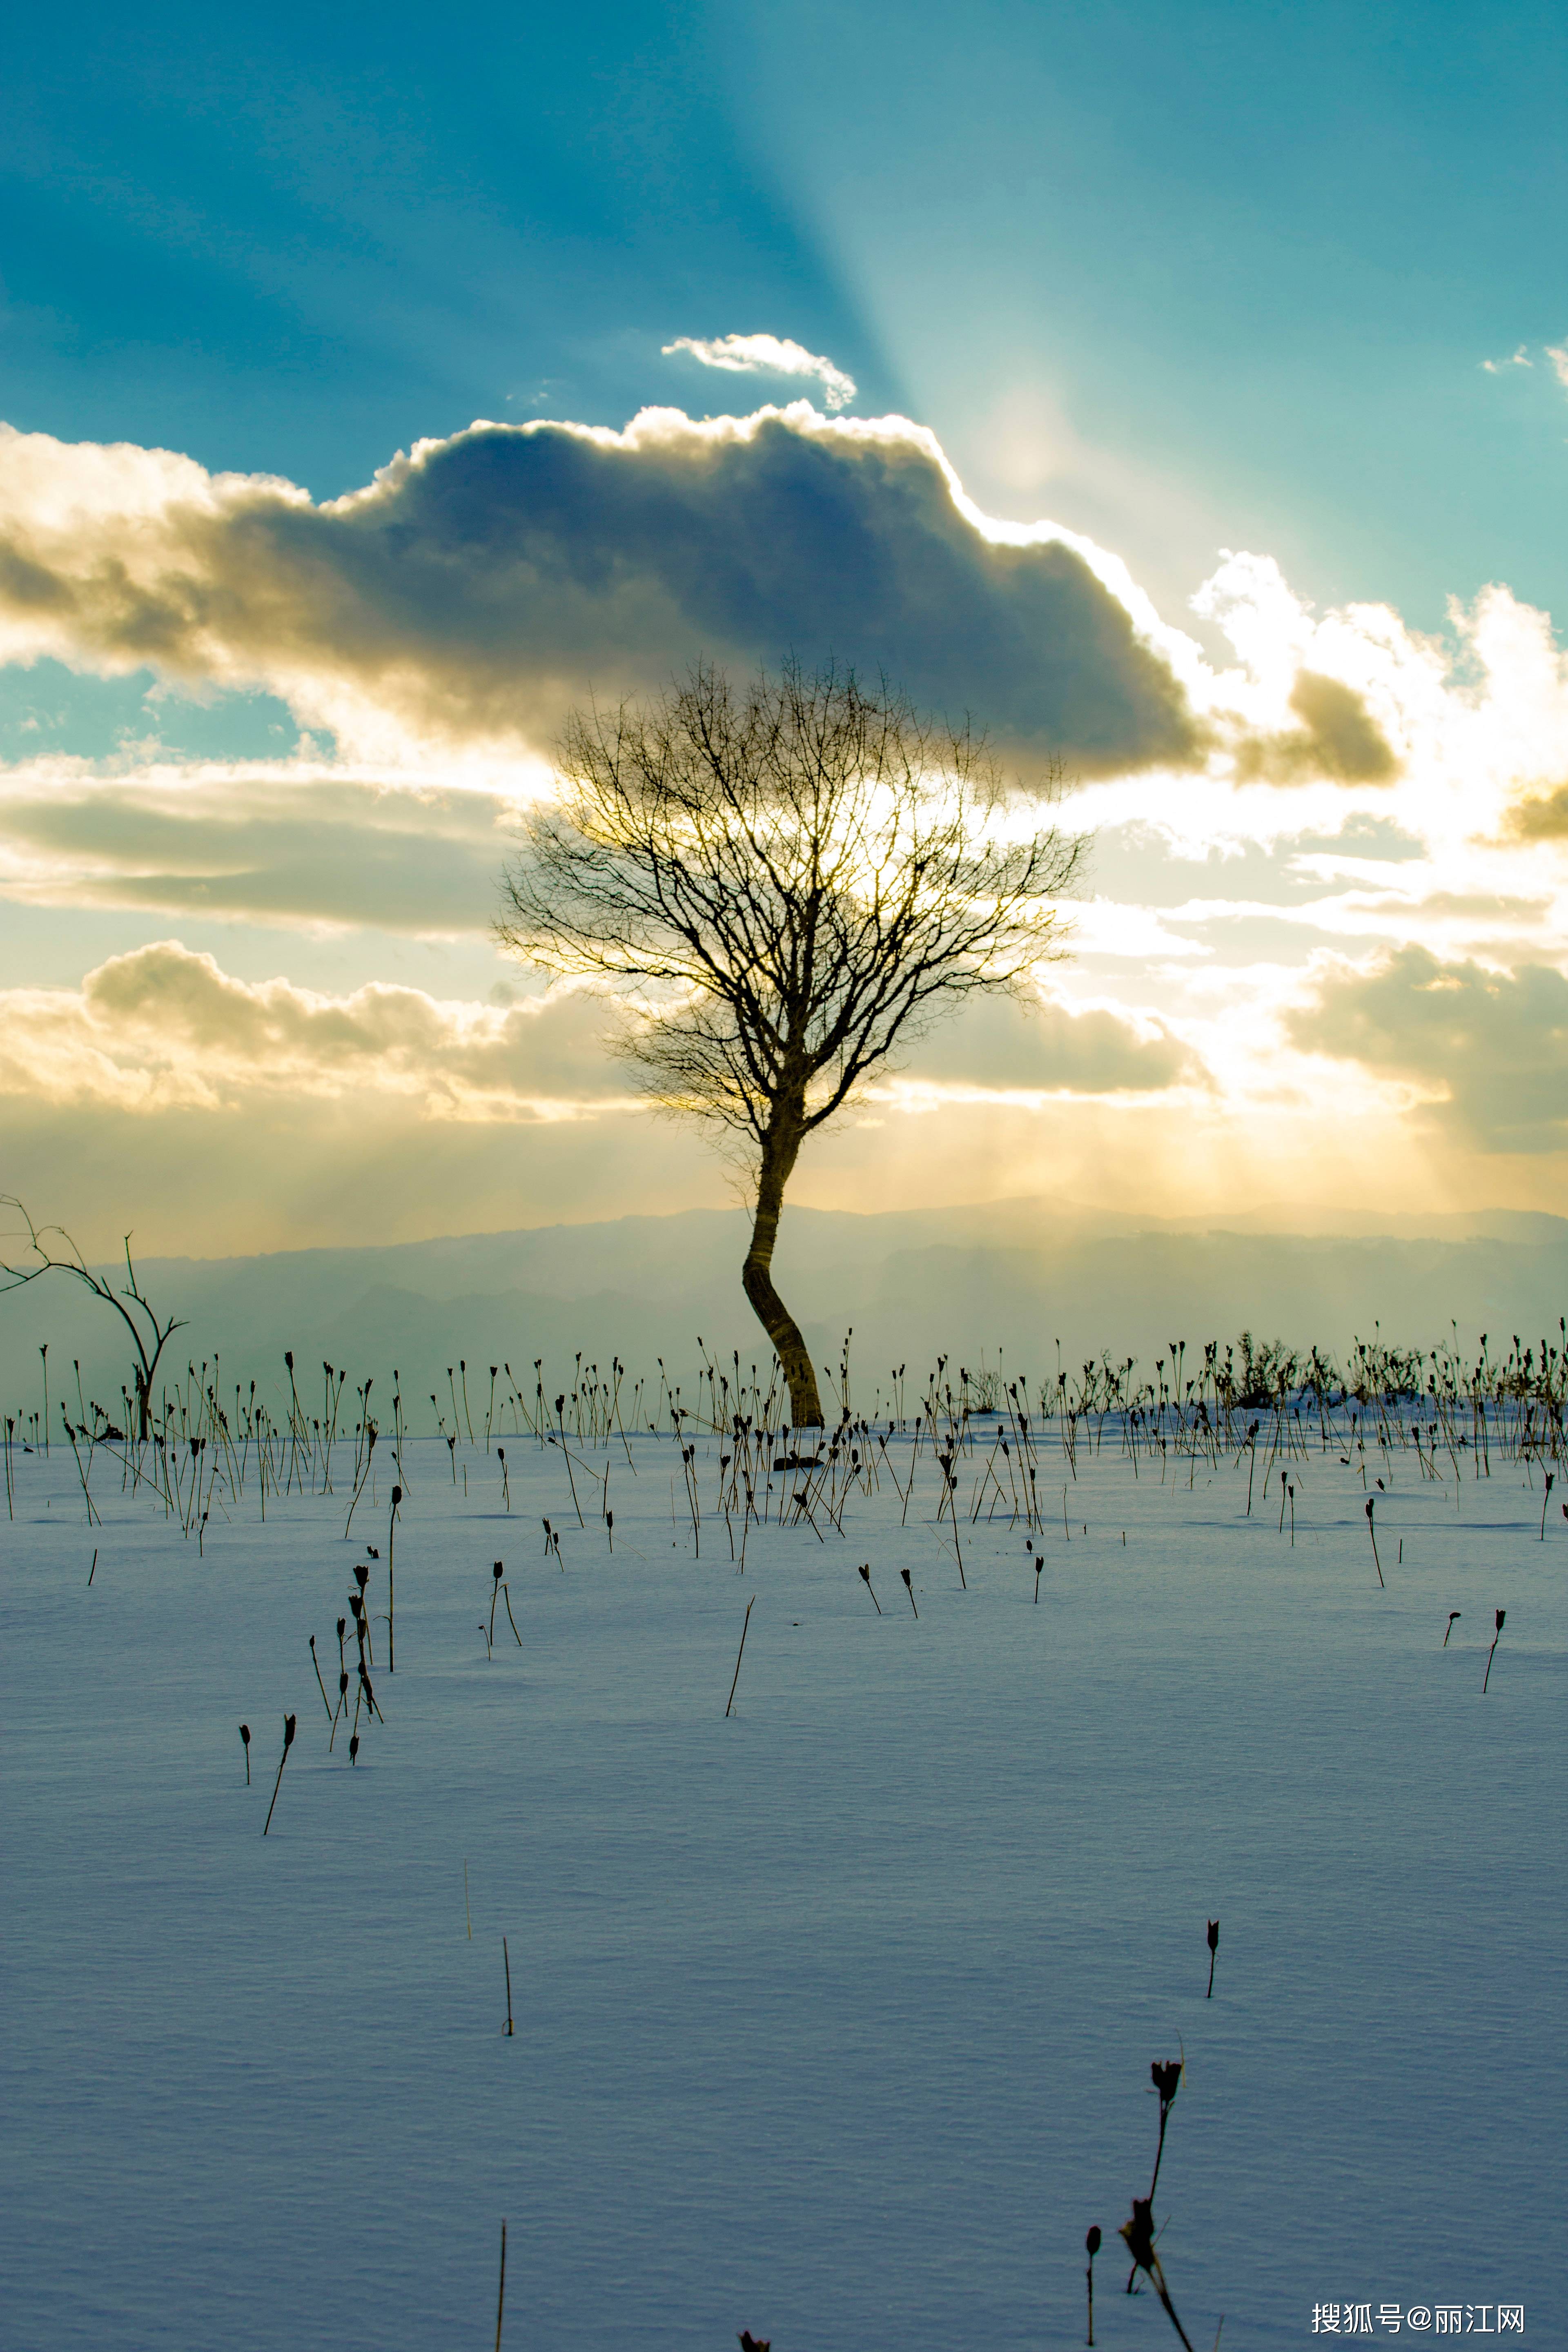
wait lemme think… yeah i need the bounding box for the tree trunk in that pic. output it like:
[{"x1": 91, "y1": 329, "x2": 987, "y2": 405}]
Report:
[{"x1": 742, "y1": 1123, "x2": 823, "y2": 1428}]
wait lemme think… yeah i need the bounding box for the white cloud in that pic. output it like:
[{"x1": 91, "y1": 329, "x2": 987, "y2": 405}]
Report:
[
  {"x1": 4, "y1": 943, "x2": 1207, "y2": 1132},
  {"x1": 1186, "y1": 551, "x2": 1568, "y2": 847},
  {"x1": 1288, "y1": 945, "x2": 1568, "y2": 1154},
  {"x1": 1546, "y1": 343, "x2": 1568, "y2": 392},
  {"x1": 662, "y1": 332, "x2": 858, "y2": 411},
  {"x1": 0, "y1": 940, "x2": 630, "y2": 1121},
  {"x1": 899, "y1": 987, "x2": 1203, "y2": 1096},
  {"x1": 1481, "y1": 346, "x2": 1534, "y2": 374}
]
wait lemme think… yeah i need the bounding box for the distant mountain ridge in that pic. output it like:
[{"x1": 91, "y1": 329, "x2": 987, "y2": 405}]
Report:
[{"x1": 4, "y1": 1196, "x2": 1567, "y2": 1425}]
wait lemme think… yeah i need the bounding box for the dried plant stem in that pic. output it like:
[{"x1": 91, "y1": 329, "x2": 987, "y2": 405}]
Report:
[
  {"x1": 495, "y1": 2218, "x2": 507, "y2": 2351},
  {"x1": 309, "y1": 1636, "x2": 333, "y2": 1722},
  {"x1": 726, "y1": 1595, "x2": 756, "y2": 1717},
  {"x1": 1086, "y1": 2227, "x2": 1101, "y2": 2346},
  {"x1": 388, "y1": 1492, "x2": 399, "y2": 1673},
  {"x1": 1149, "y1": 2100, "x2": 1172, "y2": 2205},
  {"x1": 262, "y1": 1714, "x2": 296, "y2": 1836},
  {"x1": 1121, "y1": 2201, "x2": 1196, "y2": 2352}
]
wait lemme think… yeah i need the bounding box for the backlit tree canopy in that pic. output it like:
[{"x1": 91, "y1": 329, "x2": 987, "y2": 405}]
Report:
[{"x1": 497, "y1": 661, "x2": 1087, "y2": 1423}]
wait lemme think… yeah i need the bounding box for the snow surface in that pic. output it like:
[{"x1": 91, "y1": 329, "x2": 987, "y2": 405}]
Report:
[{"x1": 3, "y1": 1409, "x2": 1561, "y2": 2349}]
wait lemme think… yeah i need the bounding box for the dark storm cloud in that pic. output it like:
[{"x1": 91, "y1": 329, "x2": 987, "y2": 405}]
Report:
[{"x1": 0, "y1": 411, "x2": 1200, "y2": 774}]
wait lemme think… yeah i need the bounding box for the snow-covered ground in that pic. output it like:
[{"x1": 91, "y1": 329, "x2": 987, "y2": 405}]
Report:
[{"x1": 3, "y1": 1402, "x2": 1560, "y2": 2349}]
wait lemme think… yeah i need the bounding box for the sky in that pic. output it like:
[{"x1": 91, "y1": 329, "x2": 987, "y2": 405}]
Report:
[{"x1": 4, "y1": 0, "x2": 1568, "y2": 1258}]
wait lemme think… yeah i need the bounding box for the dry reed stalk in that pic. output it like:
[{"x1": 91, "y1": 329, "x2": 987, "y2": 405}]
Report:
[
  {"x1": 1120, "y1": 2198, "x2": 1195, "y2": 2352},
  {"x1": 495, "y1": 2218, "x2": 507, "y2": 2350},
  {"x1": 1086, "y1": 2225, "x2": 1101, "y2": 2345},
  {"x1": 388, "y1": 1485, "x2": 401, "y2": 1671},
  {"x1": 726, "y1": 1595, "x2": 756, "y2": 1717},
  {"x1": 262, "y1": 1713, "x2": 296, "y2": 1835},
  {"x1": 309, "y1": 1637, "x2": 333, "y2": 1722}
]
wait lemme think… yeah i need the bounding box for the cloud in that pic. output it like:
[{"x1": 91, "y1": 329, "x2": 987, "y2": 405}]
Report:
[
  {"x1": 0, "y1": 411, "x2": 1199, "y2": 776},
  {"x1": 9, "y1": 943, "x2": 1199, "y2": 1116},
  {"x1": 1285, "y1": 671, "x2": 1399, "y2": 780},
  {"x1": 1506, "y1": 784, "x2": 1568, "y2": 840},
  {"x1": 1547, "y1": 344, "x2": 1568, "y2": 391},
  {"x1": 902, "y1": 989, "x2": 1203, "y2": 1096},
  {"x1": 1355, "y1": 890, "x2": 1550, "y2": 923},
  {"x1": 662, "y1": 332, "x2": 858, "y2": 412},
  {"x1": 1287, "y1": 944, "x2": 1568, "y2": 1152},
  {"x1": 1182, "y1": 556, "x2": 1568, "y2": 864},
  {"x1": 0, "y1": 940, "x2": 630, "y2": 1119},
  {"x1": 13, "y1": 413, "x2": 1568, "y2": 1245},
  {"x1": 1290, "y1": 813, "x2": 1425, "y2": 862},
  {"x1": 0, "y1": 760, "x2": 512, "y2": 933},
  {"x1": 1481, "y1": 346, "x2": 1533, "y2": 374},
  {"x1": 0, "y1": 941, "x2": 1250, "y2": 1266},
  {"x1": 1233, "y1": 670, "x2": 1398, "y2": 786}
]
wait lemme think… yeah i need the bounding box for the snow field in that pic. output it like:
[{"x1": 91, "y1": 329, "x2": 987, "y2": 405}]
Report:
[{"x1": 2, "y1": 1416, "x2": 1562, "y2": 2350}]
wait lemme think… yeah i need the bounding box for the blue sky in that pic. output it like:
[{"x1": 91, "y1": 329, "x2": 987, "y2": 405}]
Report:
[
  {"x1": 6, "y1": 0, "x2": 1566, "y2": 624},
  {"x1": 5, "y1": 1, "x2": 1568, "y2": 1252}
]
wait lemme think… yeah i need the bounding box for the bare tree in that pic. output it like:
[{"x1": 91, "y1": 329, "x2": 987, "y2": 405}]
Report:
[
  {"x1": 0, "y1": 1198, "x2": 185, "y2": 1441},
  {"x1": 497, "y1": 661, "x2": 1086, "y2": 1426}
]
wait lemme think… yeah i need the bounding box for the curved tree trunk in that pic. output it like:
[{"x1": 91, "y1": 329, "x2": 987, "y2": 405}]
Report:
[{"x1": 742, "y1": 1122, "x2": 824, "y2": 1428}]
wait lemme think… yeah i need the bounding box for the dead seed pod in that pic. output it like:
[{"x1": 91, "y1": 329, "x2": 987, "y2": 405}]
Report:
[{"x1": 1119, "y1": 2195, "x2": 1195, "y2": 2351}]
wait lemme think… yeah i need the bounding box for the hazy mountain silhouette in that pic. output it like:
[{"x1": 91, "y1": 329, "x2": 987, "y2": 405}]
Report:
[{"x1": 5, "y1": 1196, "x2": 1566, "y2": 1426}]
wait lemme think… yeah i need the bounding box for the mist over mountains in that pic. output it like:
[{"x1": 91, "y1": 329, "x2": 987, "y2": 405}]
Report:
[{"x1": 6, "y1": 1196, "x2": 1568, "y2": 1430}]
